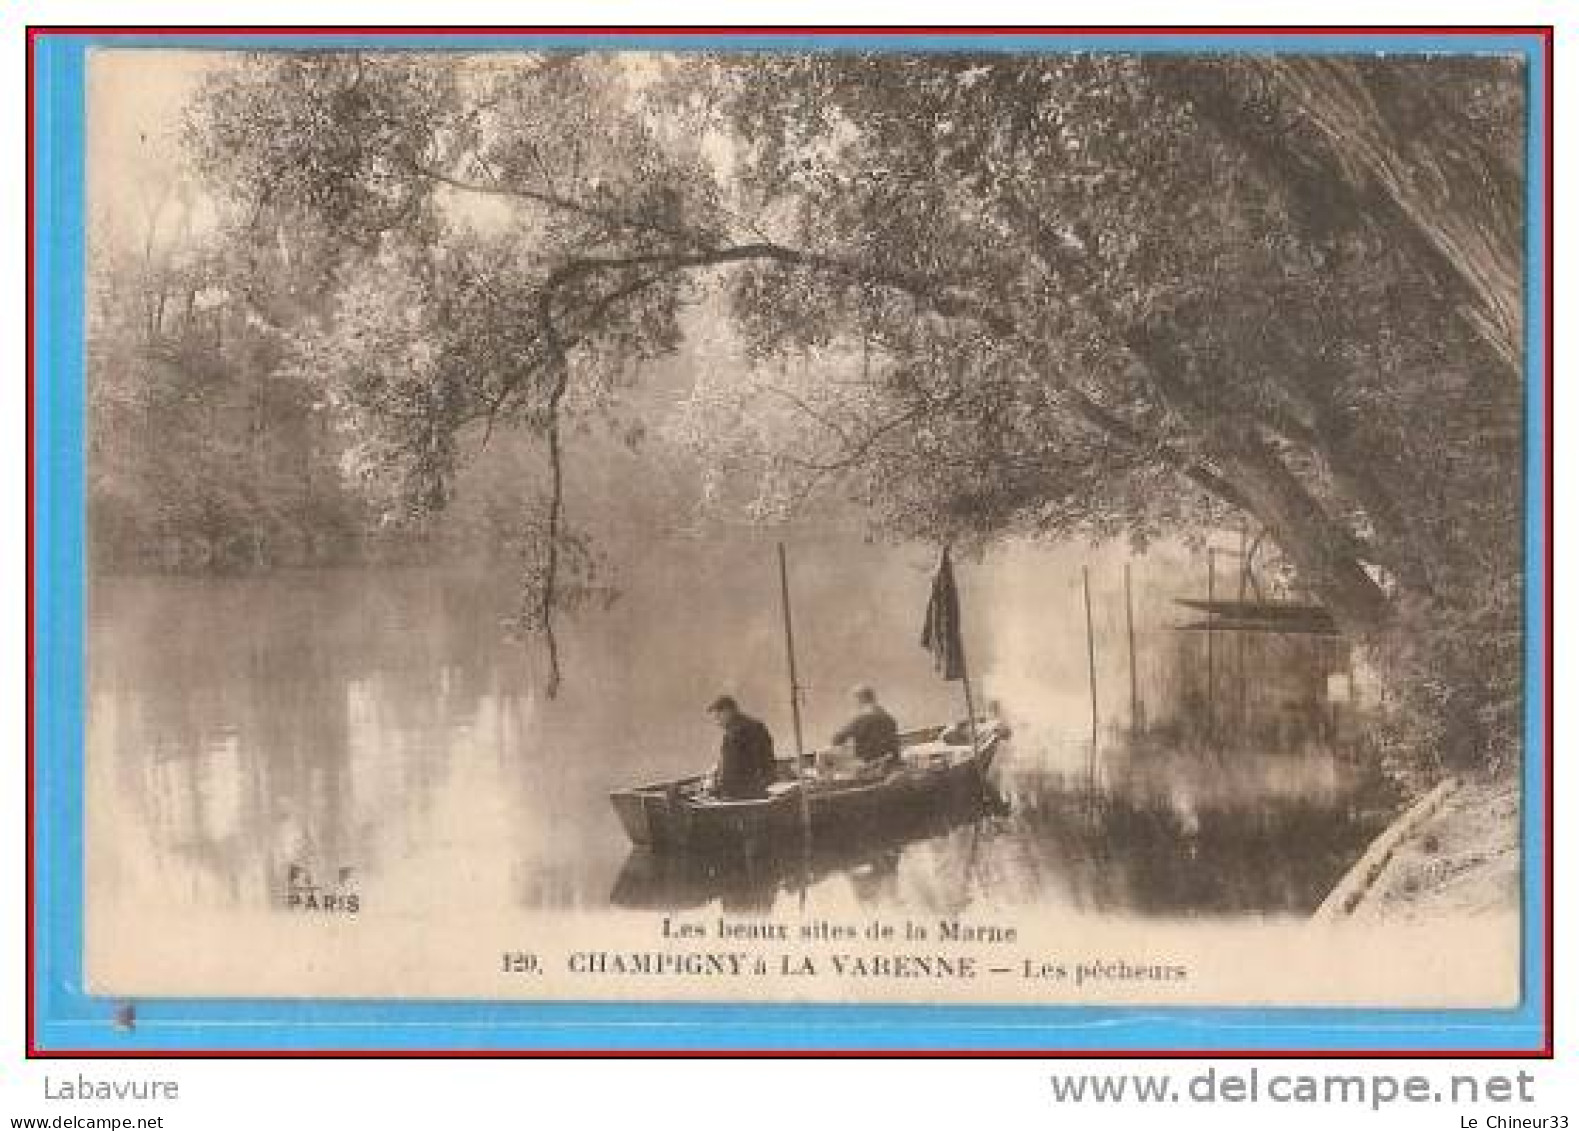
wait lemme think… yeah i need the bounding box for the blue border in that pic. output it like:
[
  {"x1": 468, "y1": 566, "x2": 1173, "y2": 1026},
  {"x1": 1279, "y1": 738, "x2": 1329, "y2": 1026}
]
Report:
[{"x1": 31, "y1": 30, "x2": 1550, "y2": 1054}]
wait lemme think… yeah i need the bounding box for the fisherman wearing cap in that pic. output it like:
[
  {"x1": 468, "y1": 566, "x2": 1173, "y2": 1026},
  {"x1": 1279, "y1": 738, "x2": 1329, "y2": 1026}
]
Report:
[
  {"x1": 705, "y1": 695, "x2": 778, "y2": 800},
  {"x1": 831, "y1": 685, "x2": 901, "y2": 771}
]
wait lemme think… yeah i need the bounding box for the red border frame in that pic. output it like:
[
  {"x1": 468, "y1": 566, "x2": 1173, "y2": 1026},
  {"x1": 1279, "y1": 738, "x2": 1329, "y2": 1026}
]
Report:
[{"x1": 24, "y1": 24, "x2": 1556, "y2": 1060}]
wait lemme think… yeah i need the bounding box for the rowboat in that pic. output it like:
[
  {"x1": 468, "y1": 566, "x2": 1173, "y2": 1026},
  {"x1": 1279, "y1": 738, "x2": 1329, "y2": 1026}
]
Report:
[
  {"x1": 609, "y1": 719, "x2": 1008, "y2": 853},
  {"x1": 610, "y1": 780, "x2": 1007, "y2": 910}
]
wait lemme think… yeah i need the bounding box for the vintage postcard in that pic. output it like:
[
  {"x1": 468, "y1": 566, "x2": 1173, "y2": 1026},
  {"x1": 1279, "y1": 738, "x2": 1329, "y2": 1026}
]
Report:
[{"x1": 61, "y1": 35, "x2": 1541, "y2": 1027}]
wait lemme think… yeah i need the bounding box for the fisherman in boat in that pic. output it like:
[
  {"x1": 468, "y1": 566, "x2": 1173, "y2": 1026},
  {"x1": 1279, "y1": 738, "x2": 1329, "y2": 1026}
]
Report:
[
  {"x1": 831, "y1": 685, "x2": 901, "y2": 773},
  {"x1": 705, "y1": 695, "x2": 778, "y2": 800}
]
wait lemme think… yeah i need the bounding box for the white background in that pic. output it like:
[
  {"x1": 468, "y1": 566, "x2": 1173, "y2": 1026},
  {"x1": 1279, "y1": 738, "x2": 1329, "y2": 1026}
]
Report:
[{"x1": 2, "y1": 3, "x2": 1572, "y2": 1127}]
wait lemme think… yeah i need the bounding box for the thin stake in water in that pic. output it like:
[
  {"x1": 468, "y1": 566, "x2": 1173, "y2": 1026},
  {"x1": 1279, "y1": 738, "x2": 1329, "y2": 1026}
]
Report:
[
  {"x1": 1125, "y1": 561, "x2": 1141, "y2": 734},
  {"x1": 1083, "y1": 565, "x2": 1099, "y2": 792}
]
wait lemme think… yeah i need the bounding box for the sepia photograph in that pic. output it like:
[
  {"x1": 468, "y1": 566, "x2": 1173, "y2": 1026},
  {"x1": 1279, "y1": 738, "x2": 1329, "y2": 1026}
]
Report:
[{"x1": 76, "y1": 40, "x2": 1531, "y2": 1010}]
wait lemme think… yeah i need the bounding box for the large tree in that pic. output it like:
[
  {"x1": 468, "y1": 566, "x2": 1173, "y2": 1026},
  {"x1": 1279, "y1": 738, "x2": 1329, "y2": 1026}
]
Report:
[{"x1": 185, "y1": 50, "x2": 1524, "y2": 757}]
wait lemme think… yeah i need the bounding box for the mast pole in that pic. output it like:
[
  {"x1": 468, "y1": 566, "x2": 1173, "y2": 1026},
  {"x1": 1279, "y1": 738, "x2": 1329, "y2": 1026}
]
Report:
[
  {"x1": 777, "y1": 542, "x2": 806, "y2": 762},
  {"x1": 957, "y1": 624, "x2": 982, "y2": 758},
  {"x1": 777, "y1": 544, "x2": 813, "y2": 867},
  {"x1": 943, "y1": 545, "x2": 982, "y2": 757}
]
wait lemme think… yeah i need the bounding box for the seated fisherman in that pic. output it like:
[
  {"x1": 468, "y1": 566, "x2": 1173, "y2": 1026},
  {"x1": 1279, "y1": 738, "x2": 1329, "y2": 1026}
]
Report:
[
  {"x1": 706, "y1": 695, "x2": 777, "y2": 800},
  {"x1": 831, "y1": 685, "x2": 901, "y2": 771}
]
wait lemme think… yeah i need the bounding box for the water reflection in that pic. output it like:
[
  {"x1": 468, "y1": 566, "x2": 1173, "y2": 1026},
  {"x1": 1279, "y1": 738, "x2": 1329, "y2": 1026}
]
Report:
[
  {"x1": 87, "y1": 541, "x2": 1393, "y2": 925},
  {"x1": 608, "y1": 746, "x2": 1393, "y2": 917}
]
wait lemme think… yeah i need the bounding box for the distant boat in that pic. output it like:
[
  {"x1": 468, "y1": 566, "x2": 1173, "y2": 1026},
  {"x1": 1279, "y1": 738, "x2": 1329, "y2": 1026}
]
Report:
[
  {"x1": 1173, "y1": 598, "x2": 1338, "y2": 635},
  {"x1": 609, "y1": 719, "x2": 1008, "y2": 853}
]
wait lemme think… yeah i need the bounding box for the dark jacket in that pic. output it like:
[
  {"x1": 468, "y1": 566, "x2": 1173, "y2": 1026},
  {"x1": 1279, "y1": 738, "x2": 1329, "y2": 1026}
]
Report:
[
  {"x1": 715, "y1": 714, "x2": 776, "y2": 799},
  {"x1": 832, "y1": 706, "x2": 900, "y2": 765}
]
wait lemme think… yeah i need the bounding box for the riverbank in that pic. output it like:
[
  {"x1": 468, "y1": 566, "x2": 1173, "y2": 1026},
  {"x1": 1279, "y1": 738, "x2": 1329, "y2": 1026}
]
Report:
[{"x1": 1322, "y1": 773, "x2": 1521, "y2": 919}]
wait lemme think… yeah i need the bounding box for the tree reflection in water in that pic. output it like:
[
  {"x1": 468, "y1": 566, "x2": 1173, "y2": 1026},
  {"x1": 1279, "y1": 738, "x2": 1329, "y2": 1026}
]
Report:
[{"x1": 89, "y1": 552, "x2": 1396, "y2": 924}]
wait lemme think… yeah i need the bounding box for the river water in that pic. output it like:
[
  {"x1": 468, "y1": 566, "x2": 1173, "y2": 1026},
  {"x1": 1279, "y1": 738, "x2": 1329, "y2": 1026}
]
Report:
[{"x1": 86, "y1": 536, "x2": 1394, "y2": 925}]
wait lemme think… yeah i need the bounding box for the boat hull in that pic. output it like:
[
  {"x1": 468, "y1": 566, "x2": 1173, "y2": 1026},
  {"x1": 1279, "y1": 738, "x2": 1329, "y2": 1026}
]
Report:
[
  {"x1": 609, "y1": 722, "x2": 1005, "y2": 853},
  {"x1": 610, "y1": 781, "x2": 802, "y2": 853}
]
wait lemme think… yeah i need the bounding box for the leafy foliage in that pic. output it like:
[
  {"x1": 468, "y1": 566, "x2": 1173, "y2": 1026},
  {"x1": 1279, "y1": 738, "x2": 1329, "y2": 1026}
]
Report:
[{"x1": 173, "y1": 49, "x2": 1524, "y2": 761}]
